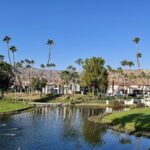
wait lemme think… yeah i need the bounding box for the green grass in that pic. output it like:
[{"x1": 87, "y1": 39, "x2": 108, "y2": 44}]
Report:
[
  {"x1": 48, "y1": 94, "x2": 112, "y2": 103},
  {"x1": 0, "y1": 101, "x2": 29, "y2": 113},
  {"x1": 5, "y1": 92, "x2": 113, "y2": 107},
  {"x1": 100, "y1": 108, "x2": 150, "y2": 134},
  {"x1": 5, "y1": 92, "x2": 48, "y2": 101}
]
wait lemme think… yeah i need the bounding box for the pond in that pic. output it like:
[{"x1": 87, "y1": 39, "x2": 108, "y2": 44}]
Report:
[{"x1": 0, "y1": 107, "x2": 150, "y2": 150}]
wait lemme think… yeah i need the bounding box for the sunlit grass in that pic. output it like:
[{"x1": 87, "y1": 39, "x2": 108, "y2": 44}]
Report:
[
  {"x1": 0, "y1": 101, "x2": 29, "y2": 113},
  {"x1": 101, "y1": 108, "x2": 150, "y2": 133}
]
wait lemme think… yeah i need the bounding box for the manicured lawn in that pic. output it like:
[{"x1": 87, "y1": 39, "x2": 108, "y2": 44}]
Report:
[
  {"x1": 0, "y1": 101, "x2": 29, "y2": 113},
  {"x1": 100, "y1": 108, "x2": 150, "y2": 134},
  {"x1": 6, "y1": 93, "x2": 48, "y2": 101}
]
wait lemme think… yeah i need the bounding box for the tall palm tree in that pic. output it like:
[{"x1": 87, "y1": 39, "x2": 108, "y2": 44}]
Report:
[
  {"x1": 40, "y1": 39, "x2": 54, "y2": 78},
  {"x1": 3, "y1": 36, "x2": 12, "y2": 65},
  {"x1": 47, "y1": 39, "x2": 54, "y2": 65},
  {"x1": 47, "y1": 63, "x2": 51, "y2": 83},
  {"x1": 120, "y1": 60, "x2": 129, "y2": 96},
  {"x1": 30, "y1": 60, "x2": 35, "y2": 79},
  {"x1": 50, "y1": 63, "x2": 56, "y2": 82},
  {"x1": 9, "y1": 46, "x2": 17, "y2": 101},
  {"x1": 9, "y1": 46, "x2": 17, "y2": 68},
  {"x1": 30, "y1": 60, "x2": 35, "y2": 100},
  {"x1": 133, "y1": 37, "x2": 141, "y2": 70}
]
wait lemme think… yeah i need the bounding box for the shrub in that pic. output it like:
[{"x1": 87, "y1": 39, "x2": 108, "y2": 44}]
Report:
[
  {"x1": 136, "y1": 103, "x2": 145, "y2": 108},
  {"x1": 112, "y1": 100, "x2": 124, "y2": 108}
]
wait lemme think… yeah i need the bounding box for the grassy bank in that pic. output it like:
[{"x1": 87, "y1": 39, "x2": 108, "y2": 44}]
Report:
[
  {"x1": 5, "y1": 92, "x2": 113, "y2": 106},
  {"x1": 90, "y1": 108, "x2": 150, "y2": 136},
  {"x1": 0, "y1": 101, "x2": 29, "y2": 113}
]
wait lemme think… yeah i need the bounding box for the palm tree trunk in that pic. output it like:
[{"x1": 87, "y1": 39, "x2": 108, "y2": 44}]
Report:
[
  {"x1": 31, "y1": 67, "x2": 33, "y2": 101},
  {"x1": 7, "y1": 44, "x2": 12, "y2": 65},
  {"x1": 47, "y1": 46, "x2": 51, "y2": 65},
  {"x1": 136, "y1": 44, "x2": 140, "y2": 70},
  {"x1": 40, "y1": 46, "x2": 51, "y2": 78},
  {"x1": 51, "y1": 67, "x2": 53, "y2": 81},
  {"x1": 28, "y1": 68, "x2": 31, "y2": 101},
  {"x1": 12, "y1": 52, "x2": 17, "y2": 102}
]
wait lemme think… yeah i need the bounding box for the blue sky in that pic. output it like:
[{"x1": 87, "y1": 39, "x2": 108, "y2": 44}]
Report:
[{"x1": 0, "y1": 0, "x2": 150, "y2": 70}]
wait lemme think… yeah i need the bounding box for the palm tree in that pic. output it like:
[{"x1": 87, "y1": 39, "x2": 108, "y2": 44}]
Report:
[
  {"x1": 30, "y1": 60, "x2": 35, "y2": 78},
  {"x1": 9, "y1": 46, "x2": 17, "y2": 101},
  {"x1": 47, "y1": 63, "x2": 56, "y2": 83},
  {"x1": 16, "y1": 61, "x2": 25, "y2": 103},
  {"x1": 40, "y1": 39, "x2": 54, "y2": 78},
  {"x1": 50, "y1": 63, "x2": 56, "y2": 81},
  {"x1": 120, "y1": 60, "x2": 134, "y2": 96},
  {"x1": 3, "y1": 36, "x2": 12, "y2": 65},
  {"x1": 128, "y1": 61, "x2": 134, "y2": 68},
  {"x1": 133, "y1": 37, "x2": 141, "y2": 70},
  {"x1": 24, "y1": 59, "x2": 32, "y2": 101},
  {"x1": 9, "y1": 46, "x2": 17, "y2": 68},
  {"x1": 106, "y1": 65, "x2": 114, "y2": 95},
  {"x1": 0, "y1": 55, "x2": 4, "y2": 62},
  {"x1": 75, "y1": 58, "x2": 84, "y2": 71},
  {"x1": 116, "y1": 67, "x2": 124, "y2": 95},
  {"x1": 120, "y1": 60, "x2": 128, "y2": 96},
  {"x1": 67, "y1": 65, "x2": 76, "y2": 71},
  {"x1": 30, "y1": 60, "x2": 35, "y2": 100},
  {"x1": 40, "y1": 64, "x2": 45, "y2": 69},
  {"x1": 47, "y1": 39, "x2": 54, "y2": 65},
  {"x1": 40, "y1": 64, "x2": 45, "y2": 78},
  {"x1": 16, "y1": 62, "x2": 22, "y2": 68}
]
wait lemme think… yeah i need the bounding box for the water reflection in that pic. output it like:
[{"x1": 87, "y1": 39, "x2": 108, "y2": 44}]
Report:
[{"x1": 0, "y1": 107, "x2": 150, "y2": 150}]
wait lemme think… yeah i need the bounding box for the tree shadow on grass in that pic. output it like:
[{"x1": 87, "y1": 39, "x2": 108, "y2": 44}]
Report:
[
  {"x1": 111, "y1": 113, "x2": 150, "y2": 134},
  {"x1": 34, "y1": 94, "x2": 63, "y2": 102}
]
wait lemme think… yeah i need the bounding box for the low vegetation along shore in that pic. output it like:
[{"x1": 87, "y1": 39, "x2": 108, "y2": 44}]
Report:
[
  {"x1": 0, "y1": 101, "x2": 29, "y2": 114},
  {"x1": 89, "y1": 108, "x2": 150, "y2": 137}
]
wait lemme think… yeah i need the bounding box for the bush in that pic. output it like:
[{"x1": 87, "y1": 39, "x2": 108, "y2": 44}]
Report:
[
  {"x1": 112, "y1": 100, "x2": 124, "y2": 108},
  {"x1": 136, "y1": 103, "x2": 145, "y2": 108}
]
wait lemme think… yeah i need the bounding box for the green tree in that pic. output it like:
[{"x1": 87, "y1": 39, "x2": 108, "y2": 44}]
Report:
[
  {"x1": 60, "y1": 66, "x2": 79, "y2": 94},
  {"x1": 81, "y1": 57, "x2": 108, "y2": 99},
  {"x1": 67, "y1": 65, "x2": 79, "y2": 84},
  {"x1": 0, "y1": 61, "x2": 14, "y2": 98},
  {"x1": 31, "y1": 77, "x2": 47, "y2": 98}
]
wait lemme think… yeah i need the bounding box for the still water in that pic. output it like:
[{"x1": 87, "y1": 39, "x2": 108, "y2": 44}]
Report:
[{"x1": 0, "y1": 107, "x2": 150, "y2": 150}]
